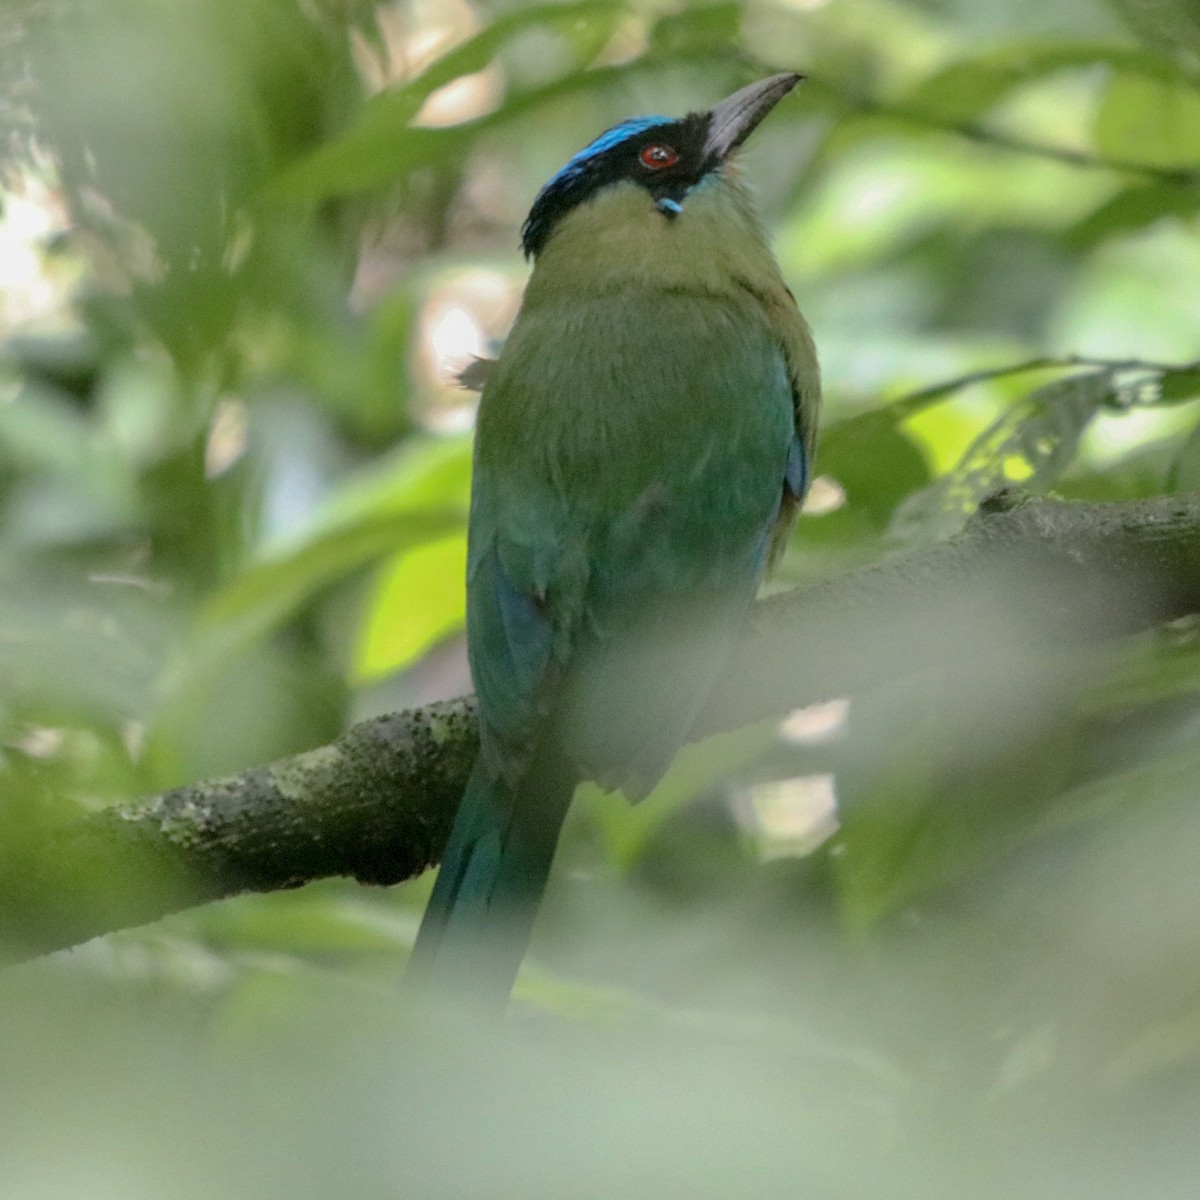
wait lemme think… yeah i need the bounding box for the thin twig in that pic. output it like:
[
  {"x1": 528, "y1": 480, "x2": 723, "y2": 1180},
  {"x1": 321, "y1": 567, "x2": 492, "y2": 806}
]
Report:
[
  {"x1": 844, "y1": 356, "x2": 1200, "y2": 425},
  {"x1": 802, "y1": 73, "x2": 1200, "y2": 188}
]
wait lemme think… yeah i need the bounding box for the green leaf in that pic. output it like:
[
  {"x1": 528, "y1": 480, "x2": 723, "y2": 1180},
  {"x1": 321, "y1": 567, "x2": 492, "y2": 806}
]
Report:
[
  {"x1": 199, "y1": 436, "x2": 473, "y2": 650},
  {"x1": 902, "y1": 41, "x2": 1176, "y2": 125},
  {"x1": 315, "y1": 435, "x2": 472, "y2": 531},
  {"x1": 1090, "y1": 628, "x2": 1200, "y2": 712},
  {"x1": 649, "y1": 4, "x2": 741, "y2": 54},
  {"x1": 200, "y1": 510, "x2": 464, "y2": 643},
  {"x1": 1108, "y1": 0, "x2": 1200, "y2": 58},
  {"x1": 832, "y1": 667, "x2": 1088, "y2": 932},
  {"x1": 187, "y1": 887, "x2": 410, "y2": 954},
  {"x1": 271, "y1": 1, "x2": 625, "y2": 200},
  {"x1": 816, "y1": 412, "x2": 931, "y2": 527},
  {"x1": 786, "y1": 410, "x2": 931, "y2": 575},
  {"x1": 889, "y1": 370, "x2": 1113, "y2": 545},
  {"x1": 386, "y1": 1, "x2": 623, "y2": 127},
  {"x1": 1158, "y1": 364, "x2": 1200, "y2": 404},
  {"x1": 1094, "y1": 73, "x2": 1200, "y2": 169},
  {"x1": 1069, "y1": 182, "x2": 1200, "y2": 250},
  {"x1": 352, "y1": 533, "x2": 467, "y2": 682},
  {"x1": 1035, "y1": 729, "x2": 1200, "y2": 838}
]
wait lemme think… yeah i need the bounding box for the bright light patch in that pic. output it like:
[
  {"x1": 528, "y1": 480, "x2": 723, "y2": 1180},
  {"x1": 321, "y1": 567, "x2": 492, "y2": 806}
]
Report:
[
  {"x1": 414, "y1": 269, "x2": 521, "y2": 430},
  {"x1": 422, "y1": 302, "x2": 486, "y2": 436},
  {"x1": 846, "y1": 175, "x2": 911, "y2": 225},
  {"x1": 780, "y1": 698, "x2": 849, "y2": 745},
  {"x1": 0, "y1": 174, "x2": 73, "y2": 332},
  {"x1": 204, "y1": 397, "x2": 249, "y2": 479},
  {"x1": 734, "y1": 774, "x2": 839, "y2": 861},
  {"x1": 353, "y1": 0, "x2": 481, "y2": 93},
  {"x1": 14, "y1": 727, "x2": 66, "y2": 759},
  {"x1": 801, "y1": 475, "x2": 847, "y2": 515},
  {"x1": 413, "y1": 69, "x2": 503, "y2": 128},
  {"x1": 1086, "y1": 405, "x2": 1197, "y2": 470},
  {"x1": 428, "y1": 304, "x2": 486, "y2": 377},
  {"x1": 420, "y1": 269, "x2": 517, "y2": 383}
]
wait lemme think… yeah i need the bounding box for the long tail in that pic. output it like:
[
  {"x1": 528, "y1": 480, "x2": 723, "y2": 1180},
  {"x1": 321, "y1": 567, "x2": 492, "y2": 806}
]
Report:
[{"x1": 407, "y1": 749, "x2": 576, "y2": 1008}]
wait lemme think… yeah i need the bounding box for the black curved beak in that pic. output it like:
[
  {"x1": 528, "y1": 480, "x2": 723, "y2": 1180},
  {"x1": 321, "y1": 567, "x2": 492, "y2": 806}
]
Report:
[{"x1": 703, "y1": 72, "x2": 803, "y2": 163}]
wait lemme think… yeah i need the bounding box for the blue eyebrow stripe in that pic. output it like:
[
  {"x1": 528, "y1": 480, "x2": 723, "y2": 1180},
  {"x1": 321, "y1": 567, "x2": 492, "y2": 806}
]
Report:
[{"x1": 546, "y1": 115, "x2": 669, "y2": 188}]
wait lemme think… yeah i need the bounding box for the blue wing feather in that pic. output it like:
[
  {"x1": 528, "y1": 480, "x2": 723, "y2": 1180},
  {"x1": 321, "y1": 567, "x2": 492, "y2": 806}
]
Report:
[
  {"x1": 784, "y1": 432, "x2": 807, "y2": 500},
  {"x1": 467, "y1": 538, "x2": 554, "y2": 779}
]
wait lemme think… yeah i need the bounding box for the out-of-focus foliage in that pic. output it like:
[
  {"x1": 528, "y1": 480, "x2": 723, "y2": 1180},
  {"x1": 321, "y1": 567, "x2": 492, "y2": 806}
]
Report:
[{"x1": 2, "y1": 0, "x2": 1200, "y2": 1194}]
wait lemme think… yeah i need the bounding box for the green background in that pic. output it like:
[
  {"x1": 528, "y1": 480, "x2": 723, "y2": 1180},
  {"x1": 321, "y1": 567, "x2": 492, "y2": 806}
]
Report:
[{"x1": 2, "y1": 0, "x2": 1200, "y2": 1194}]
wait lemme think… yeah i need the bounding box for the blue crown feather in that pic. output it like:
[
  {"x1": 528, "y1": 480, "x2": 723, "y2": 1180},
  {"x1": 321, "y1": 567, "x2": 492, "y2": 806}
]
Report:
[
  {"x1": 520, "y1": 110, "x2": 709, "y2": 258},
  {"x1": 545, "y1": 116, "x2": 669, "y2": 190}
]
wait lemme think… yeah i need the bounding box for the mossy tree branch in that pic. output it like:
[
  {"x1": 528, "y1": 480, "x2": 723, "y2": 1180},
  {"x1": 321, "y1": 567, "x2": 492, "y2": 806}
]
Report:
[{"x1": 4, "y1": 492, "x2": 1199, "y2": 963}]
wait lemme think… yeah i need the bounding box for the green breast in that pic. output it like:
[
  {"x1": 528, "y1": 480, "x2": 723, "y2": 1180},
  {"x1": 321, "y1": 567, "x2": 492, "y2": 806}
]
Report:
[{"x1": 475, "y1": 287, "x2": 794, "y2": 604}]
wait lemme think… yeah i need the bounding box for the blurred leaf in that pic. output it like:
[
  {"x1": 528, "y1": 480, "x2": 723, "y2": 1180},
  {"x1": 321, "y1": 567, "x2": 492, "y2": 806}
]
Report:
[
  {"x1": 199, "y1": 509, "x2": 463, "y2": 645},
  {"x1": 149, "y1": 638, "x2": 346, "y2": 783},
  {"x1": 827, "y1": 675, "x2": 944, "y2": 932},
  {"x1": 362, "y1": 0, "x2": 623, "y2": 128},
  {"x1": 1094, "y1": 73, "x2": 1200, "y2": 170},
  {"x1": 274, "y1": 1, "x2": 625, "y2": 200},
  {"x1": 901, "y1": 41, "x2": 1175, "y2": 124},
  {"x1": 889, "y1": 370, "x2": 1114, "y2": 544},
  {"x1": 1, "y1": 332, "x2": 96, "y2": 400},
  {"x1": 1069, "y1": 182, "x2": 1200, "y2": 250},
  {"x1": 830, "y1": 414, "x2": 931, "y2": 524},
  {"x1": 186, "y1": 887, "x2": 410, "y2": 955},
  {"x1": 649, "y1": 4, "x2": 741, "y2": 54},
  {"x1": 202, "y1": 436, "x2": 473, "y2": 644},
  {"x1": 1035, "y1": 726, "x2": 1200, "y2": 839},
  {"x1": 931, "y1": 228, "x2": 1076, "y2": 342},
  {"x1": 1157, "y1": 364, "x2": 1200, "y2": 404},
  {"x1": 315, "y1": 435, "x2": 472, "y2": 531},
  {"x1": 0, "y1": 566, "x2": 173, "y2": 724},
  {"x1": 1106, "y1": 1003, "x2": 1200, "y2": 1086},
  {"x1": 808, "y1": 411, "x2": 931, "y2": 537},
  {"x1": 15, "y1": 0, "x2": 366, "y2": 368},
  {"x1": 832, "y1": 659, "x2": 1089, "y2": 932},
  {"x1": 1107, "y1": 0, "x2": 1200, "y2": 57},
  {"x1": 1090, "y1": 625, "x2": 1200, "y2": 711},
  {"x1": 585, "y1": 721, "x2": 782, "y2": 871},
  {"x1": 0, "y1": 380, "x2": 110, "y2": 476},
  {"x1": 1167, "y1": 419, "x2": 1200, "y2": 491},
  {"x1": 352, "y1": 533, "x2": 467, "y2": 683},
  {"x1": 910, "y1": 0, "x2": 1127, "y2": 40}
]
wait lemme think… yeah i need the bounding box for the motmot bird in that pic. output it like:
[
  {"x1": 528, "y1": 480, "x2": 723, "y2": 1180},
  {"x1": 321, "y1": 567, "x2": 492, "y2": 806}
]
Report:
[{"x1": 408, "y1": 73, "x2": 819, "y2": 1004}]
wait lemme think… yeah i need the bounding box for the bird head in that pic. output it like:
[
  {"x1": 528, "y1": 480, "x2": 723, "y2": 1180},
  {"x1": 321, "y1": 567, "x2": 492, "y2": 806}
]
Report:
[{"x1": 520, "y1": 73, "x2": 802, "y2": 260}]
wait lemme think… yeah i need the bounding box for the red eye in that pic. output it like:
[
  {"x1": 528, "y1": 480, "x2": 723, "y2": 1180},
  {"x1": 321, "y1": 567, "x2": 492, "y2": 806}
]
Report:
[{"x1": 639, "y1": 143, "x2": 678, "y2": 170}]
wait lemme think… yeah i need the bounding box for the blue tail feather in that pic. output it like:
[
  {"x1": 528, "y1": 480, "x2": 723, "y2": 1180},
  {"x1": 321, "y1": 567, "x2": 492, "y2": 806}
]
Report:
[{"x1": 408, "y1": 752, "x2": 576, "y2": 1006}]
